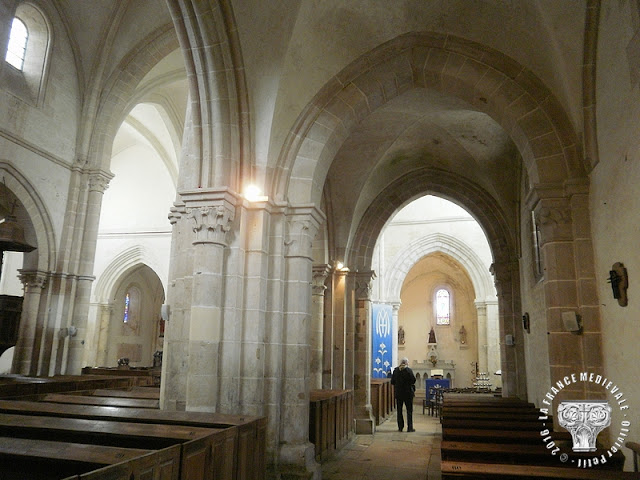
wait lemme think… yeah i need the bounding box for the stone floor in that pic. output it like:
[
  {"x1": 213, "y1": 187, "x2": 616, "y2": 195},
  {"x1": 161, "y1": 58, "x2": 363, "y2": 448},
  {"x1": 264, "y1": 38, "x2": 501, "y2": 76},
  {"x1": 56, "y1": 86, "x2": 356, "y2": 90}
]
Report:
[{"x1": 321, "y1": 402, "x2": 442, "y2": 480}]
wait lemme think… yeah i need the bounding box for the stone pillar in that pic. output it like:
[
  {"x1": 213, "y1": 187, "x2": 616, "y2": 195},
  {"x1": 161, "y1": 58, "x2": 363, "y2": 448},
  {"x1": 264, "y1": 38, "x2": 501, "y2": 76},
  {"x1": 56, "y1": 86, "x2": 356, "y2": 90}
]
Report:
[
  {"x1": 65, "y1": 171, "x2": 110, "y2": 374},
  {"x1": 96, "y1": 303, "x2": 113, "y2": 366},
  {"x1": 344, "y1": 271, "x2": 355, "y2": 390},
  {"x1": 391, "y1": 302, "x2": 400, "y2": 366},
  {"x1": 311, "y1": 265, "x2": 330, "y2": 389},
  {"x1": 491, "y1": 257, "x2": 526, "y2": 398},
  {"x1": 534, "y1": 183, "x2": 603, "y2": 405},
  {"x1": 12, "y1": 271, "x2": 47, "y2": 375},
  {"x1": 278, "y1": 205, "x2": 323, "y2": 480},
  {"x1": 354, "y1": 271, "x2": 376, "y2": 434},
  {"x1": 330, "y1": 268, "x2": 347, "y2": 389},
  {"x1": 475, "y1": 301, "x2": 488, "y2": 373},
  {"x1": 183, "y1": 190, "x2": 236, "y2": 413}
]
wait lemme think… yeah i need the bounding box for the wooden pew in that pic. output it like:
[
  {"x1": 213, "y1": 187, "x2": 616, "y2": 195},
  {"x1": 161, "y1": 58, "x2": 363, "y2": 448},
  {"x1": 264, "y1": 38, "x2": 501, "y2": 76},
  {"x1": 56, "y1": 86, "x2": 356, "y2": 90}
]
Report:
[
  {"x1": 440, "y1": 393, "x2": 627, "y2": 479},
  {"x1": 441, "y1": 461, "x2": 640, "y2": 479},
  {"x1": 41, "y1": 393, "x2": 160, "y2": 409},
  {"x1": 89, "y1": 388, "x2": 161, "y2": 399},
  {"x1": 0, "y1": 436, "x2": 166, "y2": 480},
  {"x1": 0, "y1": 400, "x2": 266, "y2": 480},
  {"x1": 441, "y1": 440, "x2": 625, "y2": 469}
]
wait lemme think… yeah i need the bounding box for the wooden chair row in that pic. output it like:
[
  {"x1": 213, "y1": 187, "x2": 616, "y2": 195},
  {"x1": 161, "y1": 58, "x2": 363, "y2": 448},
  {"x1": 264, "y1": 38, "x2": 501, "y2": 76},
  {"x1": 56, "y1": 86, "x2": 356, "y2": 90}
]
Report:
[{"x1": 440, "y1": 393, "x2": 636, "y2": 480}]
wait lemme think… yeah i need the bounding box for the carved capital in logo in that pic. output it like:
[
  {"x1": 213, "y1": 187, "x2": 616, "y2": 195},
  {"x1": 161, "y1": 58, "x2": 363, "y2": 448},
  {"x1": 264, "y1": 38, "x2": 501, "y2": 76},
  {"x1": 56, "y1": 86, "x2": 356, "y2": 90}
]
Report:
[{"x1": 558, "y1": 400, "x2": 611, "y2": 452}]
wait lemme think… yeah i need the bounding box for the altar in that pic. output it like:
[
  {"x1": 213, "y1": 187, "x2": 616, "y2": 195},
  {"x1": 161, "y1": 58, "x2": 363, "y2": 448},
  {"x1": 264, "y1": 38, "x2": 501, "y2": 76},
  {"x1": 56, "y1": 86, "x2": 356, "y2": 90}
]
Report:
[{"x1": 412, "y1": 359, "x2": 456, "y2": 391}]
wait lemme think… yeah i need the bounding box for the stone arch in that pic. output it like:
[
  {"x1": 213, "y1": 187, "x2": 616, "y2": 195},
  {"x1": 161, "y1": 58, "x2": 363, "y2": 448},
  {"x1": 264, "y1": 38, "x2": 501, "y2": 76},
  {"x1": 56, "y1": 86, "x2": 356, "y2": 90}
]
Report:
[
  {"x1": 86, "y1": 25, "x2": 180, "y2": 171},
  {"x1": 164, "y1": 0, "x2": 251, "y2": 190},
  {"x1": 276, "y1": 31, "x2": 584, "y2": 205},
  {"x1": 383, "y1": 233, "x2": 496, "y2": 305},
  {"x1": 348, "y1": 168, "x2": 513, "y2": 272},
  {"x1": 92, "y1": 245, "x2": 165, "y2": 304},
  {"x1": 0, "y1": 162, "x2": 55, "y2": 273}
]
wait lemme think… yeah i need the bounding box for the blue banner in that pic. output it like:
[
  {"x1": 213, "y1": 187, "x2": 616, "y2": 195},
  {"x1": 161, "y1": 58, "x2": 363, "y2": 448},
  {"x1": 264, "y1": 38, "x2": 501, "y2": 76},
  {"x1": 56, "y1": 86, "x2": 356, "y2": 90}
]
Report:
[{"x1": 372, "y1": 303, "x2": 393, "y2": 378}]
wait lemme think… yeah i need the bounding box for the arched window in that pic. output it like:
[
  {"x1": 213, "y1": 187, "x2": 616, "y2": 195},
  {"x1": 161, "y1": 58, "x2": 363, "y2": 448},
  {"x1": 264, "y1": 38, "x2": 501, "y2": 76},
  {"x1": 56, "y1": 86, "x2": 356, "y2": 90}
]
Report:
[
  {"x1": 5, "y1": 18, "x2": 28, "y2": 70},
  {"x1": 435, "y1": 288, "x2": 450, "y2": 325},
  {"x1": 123, "y1": 292, "x2": 131, "y2": 323},
  {"x1": 2, "y1": 5, "x2": 51, "y2": 105}
]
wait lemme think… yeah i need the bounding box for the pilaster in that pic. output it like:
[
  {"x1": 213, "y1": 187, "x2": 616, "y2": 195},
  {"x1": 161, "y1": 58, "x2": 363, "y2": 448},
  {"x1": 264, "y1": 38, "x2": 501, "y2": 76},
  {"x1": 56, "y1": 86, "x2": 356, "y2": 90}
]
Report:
[
  {"x1": 311, "y1": 264, "x2": 330, "y2": 389},
  {"x1": 278, "y1": 204, "x2": 324, "y2": 480},
  {"x1": 354, "y1": 270, "x2": 376, "y2": 434},
  {"x1": 12, "y1": 270, "x2": 47, "y2": 375}
]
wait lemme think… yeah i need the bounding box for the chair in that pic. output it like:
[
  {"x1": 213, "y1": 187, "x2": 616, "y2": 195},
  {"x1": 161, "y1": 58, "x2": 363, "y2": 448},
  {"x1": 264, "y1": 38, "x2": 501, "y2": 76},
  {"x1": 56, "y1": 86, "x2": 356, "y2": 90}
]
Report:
[{"x1": 423, "y1": 387, "x2": 436, "y2": 415}]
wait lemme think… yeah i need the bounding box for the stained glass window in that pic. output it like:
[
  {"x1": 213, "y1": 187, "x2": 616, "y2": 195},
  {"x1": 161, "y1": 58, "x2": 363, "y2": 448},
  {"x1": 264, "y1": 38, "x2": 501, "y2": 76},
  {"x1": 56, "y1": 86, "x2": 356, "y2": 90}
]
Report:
[
  {"x1": 435, "y1": 288, "x2": 450, "y2": 325},
  {"x1": 123, "y1": 292, "x2": 130, "y2": 323},
  {"x1": 6, "y1": 18, "x2": 28, "y2": 70}
]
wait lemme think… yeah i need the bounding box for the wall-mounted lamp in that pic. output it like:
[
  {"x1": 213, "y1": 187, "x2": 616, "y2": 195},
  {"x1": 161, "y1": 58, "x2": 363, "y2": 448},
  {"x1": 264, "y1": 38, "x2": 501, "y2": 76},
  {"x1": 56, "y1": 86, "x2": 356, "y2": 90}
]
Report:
[
  {"x1": 522, "y1": 312, "x2": 530, "y2": 334},
  {"x1": 243, "y1": 185, "x2": 268, "y2": 202},
  {"x1": 607, "y1": 262, "x2": 628, "y2": 307},
  {"x1": 333, "y1": 261, "x2": 349, "y2": 272}
]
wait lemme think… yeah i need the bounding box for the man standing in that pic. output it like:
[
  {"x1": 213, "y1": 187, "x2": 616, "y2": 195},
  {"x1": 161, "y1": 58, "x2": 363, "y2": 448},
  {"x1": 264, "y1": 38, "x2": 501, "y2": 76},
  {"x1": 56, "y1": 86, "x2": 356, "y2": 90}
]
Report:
[{"x1": 391, "y1": 357, "x2": 416, "y2": 432}]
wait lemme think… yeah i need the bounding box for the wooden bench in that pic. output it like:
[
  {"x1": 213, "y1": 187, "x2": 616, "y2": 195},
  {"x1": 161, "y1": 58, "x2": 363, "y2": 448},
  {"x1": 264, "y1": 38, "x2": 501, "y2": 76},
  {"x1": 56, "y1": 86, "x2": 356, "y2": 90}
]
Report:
[
  {"x1": 41, "y1": 393, "x2": 160, "y2": 409},
  {"x1": 442, "y1": 427, "x2": 571, "y2": 444},
  {"x1": 0, "y1": 399, "x2": 265, "y2": 480},
  {"x1": 89, "y1": 388, "x2": 161, "y2": 400},
  {"x1": 441, "y1": 418, "x2": 548, "y2": 431},
  {"x1": 441, "y1": 460, "x2": 640, "y2": 479},
  {"x1": 441, "y1": 440, "x2": 625, "y2": 469}
]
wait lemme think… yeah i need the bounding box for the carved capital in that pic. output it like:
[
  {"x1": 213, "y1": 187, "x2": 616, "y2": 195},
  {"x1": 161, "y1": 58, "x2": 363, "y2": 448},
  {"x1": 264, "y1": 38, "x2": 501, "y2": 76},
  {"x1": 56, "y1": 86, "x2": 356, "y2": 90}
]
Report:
[
  {"x1": 168, "y1": 202, "x2": 186, "y2": 225},
  {"x1": 88, "y1": 171, "x2": 112, "y2": 193},
  {"x1": 533, "y1": 199, "x2": 573, "y2": 244},
  {"x1": 18, "y1": 270, "x2": 47, "y2": 290},
  {"x1": 354, "y1": 270, "x2": 376, "y2": 300},
  {"x1": 186, "y1": 204, "x2": 234, "y2": 246},
  {"x1": 284, "y1": 205, "x2": 324, "y2": 260},
  {"x1": 312, "y1": 264, "x2": 331, "y2": 296}
]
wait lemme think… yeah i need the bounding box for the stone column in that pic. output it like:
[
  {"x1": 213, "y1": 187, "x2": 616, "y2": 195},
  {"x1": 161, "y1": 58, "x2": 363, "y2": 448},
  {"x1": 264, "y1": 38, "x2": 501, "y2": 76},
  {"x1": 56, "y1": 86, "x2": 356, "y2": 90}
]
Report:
[
  {"x1": 311, "y1": 265, "x2": 330, "y2": 390},
  {"x1": 344, "y1": 271, "x2": 355, "y2": 390},
  {"x1": 65, "y1": 171, "x2": 110, "y2": 374},
  {"x1": 278, "y1": 205, "x2": 323, "y2": 480},
  {"x1": 96, "y1": 303, "x2": 113, "y2": 366},
  {"x1": 490, "y1": 257, "x2": 525, "y2": 398},
  {"x1": 330, "y1": 268, "x2": 347, "y2": 389},
  {"x1": 475, "y1": 301, "x2": 488, "y2": 373},
  {"x1": 534, "y1": 183, "x2": 603, "y2": 406},
  {"x1": 183, "y1": 190, "x2": 236, "y2": 413},
  {"x1": 391, "y1": 302, "x2": 400, "y2": 366},
  {"x1": 12, "y1": 271, "x2": 47, "y2": 375},
  {"x1": 354, "y1": 271, "x2": 376, "y2": 434}
]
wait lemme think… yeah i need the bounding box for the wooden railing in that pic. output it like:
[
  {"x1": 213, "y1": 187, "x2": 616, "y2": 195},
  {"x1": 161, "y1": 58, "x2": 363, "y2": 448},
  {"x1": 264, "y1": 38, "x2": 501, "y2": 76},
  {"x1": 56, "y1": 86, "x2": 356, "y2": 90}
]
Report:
[
  {"x1": 371, "y1": 378, "x2": 394, "y2": 425},
  {"x1": 309, "y1": 389, "x2": 354, "y2": 461}
]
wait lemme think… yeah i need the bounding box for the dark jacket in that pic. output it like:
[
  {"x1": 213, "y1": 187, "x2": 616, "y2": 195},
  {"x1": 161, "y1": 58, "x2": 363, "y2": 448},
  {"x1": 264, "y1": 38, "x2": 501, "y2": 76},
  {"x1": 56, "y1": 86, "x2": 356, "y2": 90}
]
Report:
[{"x1": 391, "y1": 364, "x2": 416, "y2": 400}]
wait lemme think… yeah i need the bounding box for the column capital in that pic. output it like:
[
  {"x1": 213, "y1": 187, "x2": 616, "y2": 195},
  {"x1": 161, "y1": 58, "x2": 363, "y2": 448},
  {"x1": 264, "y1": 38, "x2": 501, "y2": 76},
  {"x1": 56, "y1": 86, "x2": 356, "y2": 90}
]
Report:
[
  {"x1": 168, "y1": 201, "x2": 186, "y2": 225},
  {"x1": 354, "y1": 270, "x2": 376, "y2": 300},
  {"x1": 181, "y1": 188, "x2": 239, "y2": 246},
  {"x1": 312, "y1": 264, "x2": 331, "y2": 295},
  {"x1": 88, "y1": 170, "x2": 113, "y2": 193},
  {"x1": 391, "y1": 301, "x2": 401, "y2": 312},
  {"x1": 18, "y1": 270, "x2": 48, "y2": 290},
  {"x1": 284, "y1": 204, "x2": 325, "y2": 260}
]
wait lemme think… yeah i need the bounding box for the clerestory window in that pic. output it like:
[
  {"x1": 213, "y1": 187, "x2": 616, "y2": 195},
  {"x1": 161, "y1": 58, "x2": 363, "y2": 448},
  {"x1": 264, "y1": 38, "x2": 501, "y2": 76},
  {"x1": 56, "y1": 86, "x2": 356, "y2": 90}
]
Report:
[{"x1": 5, "y1": 17, "x2": 28, "y2": 70}]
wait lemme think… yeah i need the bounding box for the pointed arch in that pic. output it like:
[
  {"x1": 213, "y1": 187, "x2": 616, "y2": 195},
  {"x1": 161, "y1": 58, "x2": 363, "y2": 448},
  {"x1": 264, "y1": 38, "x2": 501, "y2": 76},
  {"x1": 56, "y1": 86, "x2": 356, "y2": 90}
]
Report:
[
  {"x1": 276, "y1": 31, "x2": 584, "y2": 206},
  {"x1": 92, "y1": 245, "x2": 165, "y2": 303},
  {"x1": 383, "y1": 233, "x2": 496, "y2": 305}
]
